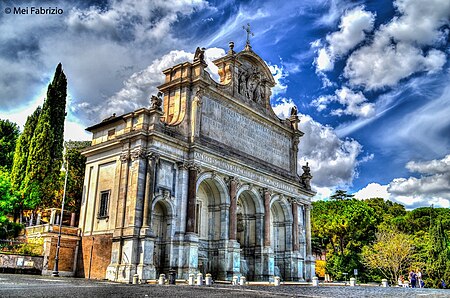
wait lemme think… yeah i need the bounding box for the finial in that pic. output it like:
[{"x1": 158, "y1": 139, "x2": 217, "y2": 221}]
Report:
[
  {"x1": 228, "y1": 41, "x2": 235, "y2": 55},
  {"x1": 243, "y1": 23, "x2": 254, "y2": 51}
]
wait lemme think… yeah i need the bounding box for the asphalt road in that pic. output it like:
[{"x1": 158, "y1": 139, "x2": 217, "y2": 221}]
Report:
[{"x1": 1, "y1": 274, "x2": 450, "y2": 298}]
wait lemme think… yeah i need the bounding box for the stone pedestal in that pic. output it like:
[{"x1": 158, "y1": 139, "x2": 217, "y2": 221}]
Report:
[
  {"x1": 136, "y1": 237, "x2": 157, "y2": 281},
  {"x1": 305, "y1": 255, "x2": 316, "y2": 281}
]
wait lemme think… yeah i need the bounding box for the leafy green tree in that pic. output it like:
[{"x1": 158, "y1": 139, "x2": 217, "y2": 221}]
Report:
[
  {"x1": 330, "y1": 189, "x2": 354, "y2": 201},
  {"x1": 57, "y1": 141, "x2": 90, "y2": 214},
  {"x1": 10, "y1": 107, "x2": 42, "y2": 215},
  {"x1": 0, "y1": 119, "x2": 20, "y2": 170},
  {"x1": 0, "y1": 170, "x2": 22, "y2": 238},
  {"x1": 362, "y1": 230, "x2": 414, "y2": 284},
  {"x1": 426, "y1": 219, "x2": 450, "y2": 288},
  {"x1": 22, "y1": 64, "x2": 67, "y2": 209},
  {"x1": 312, "y1": 196, "x2": 377, "y2": 280}
]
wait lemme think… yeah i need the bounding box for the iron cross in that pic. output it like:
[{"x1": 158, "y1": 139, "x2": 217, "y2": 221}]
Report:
[{"x1": 243, "y1": 23, "x2": 254, "y2": 46}]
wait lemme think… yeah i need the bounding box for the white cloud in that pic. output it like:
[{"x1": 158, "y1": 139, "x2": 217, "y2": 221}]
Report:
[
  {"x1": 79, "y1": 47, "x2": 226, "y2": 121},
  {"x1": 311, "y1": 87, "x2": 375, "y2": 118},
  {"x1": 268, "y1": 63, "x2": 289, "y2": 96},
  {"x1": 344, "y1": 0, "x2": 449, "y2": 90},
  {"x1": 314, "y1": 6, "x2": 375, "y2": 72},
  {"x1": 354, "y1": 183, "x2": 390, "y2": 200},
  {"x1": 356, "y1": 154, "x2": 450, "y2": 208},
  {"x1": 272, "y1": 98, "x2": 365, "y2": 190}
]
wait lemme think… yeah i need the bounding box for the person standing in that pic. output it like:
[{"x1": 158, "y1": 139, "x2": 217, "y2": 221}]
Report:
[
  {"x1": 416, "y1": 269, "x2": 422, "y2": 288},
  {"x1": 409, "y1": 270, "x2": 417, "y2": 288}
]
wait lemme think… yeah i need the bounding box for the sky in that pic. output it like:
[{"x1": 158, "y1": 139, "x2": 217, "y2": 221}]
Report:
[{"x1": 0, "y1": 0, "x2": 449, "y2": 209}]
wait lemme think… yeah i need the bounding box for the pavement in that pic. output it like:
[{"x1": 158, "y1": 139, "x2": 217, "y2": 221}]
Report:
[{"x1": 1, "y1": 274, "x2": 450, "y2": 297}]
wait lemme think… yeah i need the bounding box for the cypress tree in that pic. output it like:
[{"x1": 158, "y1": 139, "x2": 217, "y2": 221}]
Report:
[
  {"x1": 0, "y1": 119, "x2": 20, "y2": 170},
  {"x1": 10, "y1": 107, "x2": 42, "y2": 193},
  {"x1": 22, "y1": 63, "x2": 67, "y2": 209},
  {"x1": 427, "y1": 219, "x2": 450, "y2": 288}
]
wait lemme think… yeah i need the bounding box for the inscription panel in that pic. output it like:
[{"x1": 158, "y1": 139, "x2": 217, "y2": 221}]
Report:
[{"x1": 201, "y1": 97, "x2": 291, "y2": 169}]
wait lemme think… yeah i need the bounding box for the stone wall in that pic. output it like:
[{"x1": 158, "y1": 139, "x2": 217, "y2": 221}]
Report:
[
  {"x1": 76, "y1": 234, "x2": 112, "y2": 279},
  {"x1": 0, "y1": 254, "x2": 43, "y2": 274}
]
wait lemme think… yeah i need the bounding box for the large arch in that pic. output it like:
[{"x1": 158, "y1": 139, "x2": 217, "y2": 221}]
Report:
[
  {"x1": 196, "y1": 172, "x2": 229, "y2": 279},
  {"x1": 236, "y1": 185, "x2": 263, "y2": 281},
  {"x1": 151, "y1": 195, "x2": 175, "y2": 277},
  {"x1": 270, "y1": 195, "x2": 293, "y2": 280}
]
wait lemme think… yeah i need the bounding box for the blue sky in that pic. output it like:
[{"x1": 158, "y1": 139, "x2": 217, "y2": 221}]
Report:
[{"x1": 0, "y1": 0, "x2": 449, "y2": 208}]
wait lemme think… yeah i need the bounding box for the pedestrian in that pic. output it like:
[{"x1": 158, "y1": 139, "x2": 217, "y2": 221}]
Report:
[
  {"x1": 441, "y1": 279, "x2": 446, "y2": 289},
  {"x1": 416, "y1": 269, "x2": 422, "y2": 288},
  {"x1": 409, "y1": 270, "x2": 417, "y2": 288}
]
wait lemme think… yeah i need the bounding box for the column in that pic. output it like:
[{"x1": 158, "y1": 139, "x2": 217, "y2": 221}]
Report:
[
  {"x1": 228, "y1": 177, "x2": 237, "y2": 240},
  {"x1": 186, "y1": 163, "x2": 199, "y2": 233},
  {"x1": 305, "y1": 205, "x2": 312, "y2": 257},
  {"x1": 292, "y1": 201, "x2": 299, "y2": 251},
  {"x1": 142, "y1": 152, "x2": 159, "y2": 229},
  {"x1": 263, "y1": 189, "x2": 271, "y2": 247}
]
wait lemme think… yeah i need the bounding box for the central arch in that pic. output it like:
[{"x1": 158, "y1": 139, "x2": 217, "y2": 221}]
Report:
[
  {"x1": 270, "y1": 196, "x2": 293, "y2": 280},
  {"x1": 236, "y1": 186, "x2": 263, "y2": 281},
  {"x1": 196, "y1": 173, "x2": 229, "y2": 279}
]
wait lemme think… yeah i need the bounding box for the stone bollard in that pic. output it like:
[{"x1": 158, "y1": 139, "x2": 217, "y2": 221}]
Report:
[
  {"x1": 133, "y1": 274, "x2": 139, "y2": 285},
  {"x1": 158, "y1": 274, "x2": 166, "y2": 285},
  {"x1": 232, "y1": 276, "x2": 239, "y2": 285},
  {"x1": 205, "y1": 273, "x2": 212, "y2": 286},
  {"x1": 381, "y1": 279, "x2": 388, "y2": 287},
  {"x1": 188, "y1": 274, "x2": 195, "y2": 285},
  {"x1": 239, "y1": 276, "x2": 246, "y2": 286},
  {"x1": 312, "y1": 276, "x2": 319, "y2": 287},
  {"x1": 274, "y1": 276, "x2": 281, "y2": 286},
  {"x1": 197, "y1": 273, "x2": 203, "y2": 286},
  {"x1": 350, "y1": 277, "x2": 356, "y2": 287}
]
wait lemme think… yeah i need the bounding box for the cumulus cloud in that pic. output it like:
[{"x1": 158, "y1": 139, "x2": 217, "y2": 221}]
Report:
[
  {"x1": 268, "y1": 63, "x2": 289, "y2": 96},
  {"x1": 355, "y1": 155, "x2": 450, "y2": 208},
  {"x1": 0, "y1": 0, "x2": 211, "y2": 128},
  {"x1": 311, "y1": 87, "x2": 375, "y2": 118},
  {"x1": 272, "y1": 98, "x2": 366, "y2": 190},
  {"x1": 354, "y1": 183, "x2": 390, "y2": 200},
  {"x1": 80, "y1": 47, "x2": 226, "y2": 120},
  {"x1": 314, "y1": 6, "x2": 375, "y2": 72},
  {"x1": 344, "y1": 0, "x2": 449, "y2": 90}
]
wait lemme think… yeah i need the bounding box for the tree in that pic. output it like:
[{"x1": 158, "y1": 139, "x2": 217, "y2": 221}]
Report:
[
  {"x1": 22, "y1": 63, "x2": 67, "y2": 209},
  {"x1": 0, "y1": 169, "x2": 22, "y2": 238},
  {"x1": 0, "y1": 119, "x2": 20, "y2": 170},
  {"x1": 362, "y1": 230, "x2": 414, "y2": 284},
  {"x1": 10, "y1": 107, "x2": 42, "y2": 215},
  {"x1": 426, "y1": 219, "x2": 450, "y2": 288},
  {"x1": 57, "y1": 141, "x2": 90, "y2": 214},
  {"x1": 312, "y1": 198, "x2": 377, "y2": 280},
  {"x1": 330, "y1": 190, "x2": 354, "y2": 201}
]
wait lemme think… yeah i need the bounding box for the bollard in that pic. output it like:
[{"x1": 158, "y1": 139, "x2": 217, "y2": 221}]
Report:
[
  {"x1": 350, "y1": 277, "x2": 356, "y2": 287},
  {"x1": 133, "y1": 274, "x2": 139, "y2": 285},
  {"x1": 188, "y1": 274, "x2": 195, "y2": 285},
  {"x1": 158, "y1": 274, "x2": 166, "y2": 285},
  {"x1": 274, "y1": 276, "x2": 281, "y2": 286},
  {"x1": 239, "y1": 276, "x2": 246, "y2": 286},
  {"x1": 312, "y1": 276, "x2": 319, "y2": 287},
  {"x1": 205, "y1": 273, "x2": 212, "y2": 286},
  {"x1": 381, "y1": 279, "x2": 388, "y2": 287},
  {"x1": 168, "y1": 269, "x2": 176, "y2": 285},
  {"x1": 197, "y1": 273, "x2": 203, "y2": 286},
  {"x1": 232, "y1": 276, "x2": 239, "y2": 285}
]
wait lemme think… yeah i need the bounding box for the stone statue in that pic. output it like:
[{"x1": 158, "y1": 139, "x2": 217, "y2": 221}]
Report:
[
  {"x1": 151, "y1": 92, "x2": 163, "y2": 110},
  {"x1": 193, "y1": 47, "x2": 206, "y2": 64},
  {"x1": 300, "y1": 162, "x2": 312, "y2": 190},
  {"x1": 290, "y1": 106, "x2": 298, "y2": 116}
]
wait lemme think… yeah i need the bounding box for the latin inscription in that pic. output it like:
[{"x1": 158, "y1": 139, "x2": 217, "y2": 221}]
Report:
[{"x1": 201, "y1": 97, "x2": 291, "y2": 169}]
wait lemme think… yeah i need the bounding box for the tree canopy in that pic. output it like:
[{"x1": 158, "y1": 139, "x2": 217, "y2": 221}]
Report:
[{"x1": 0, "y1": 119, "x2": 20, "y2": 170}]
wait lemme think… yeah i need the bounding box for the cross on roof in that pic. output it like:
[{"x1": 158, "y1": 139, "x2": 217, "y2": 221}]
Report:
[{"x1": 243, "y1": 23, "x2": 254, "y2": 50}]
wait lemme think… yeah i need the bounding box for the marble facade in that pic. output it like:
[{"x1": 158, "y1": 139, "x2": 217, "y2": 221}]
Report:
[{"x1": 79, "y1": 42, "x2": 315, "y2": 282}]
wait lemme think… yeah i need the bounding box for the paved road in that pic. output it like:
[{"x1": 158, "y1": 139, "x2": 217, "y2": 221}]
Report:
[{"x1": 1, "y1": 274, "x2": 450, "y2": 297}]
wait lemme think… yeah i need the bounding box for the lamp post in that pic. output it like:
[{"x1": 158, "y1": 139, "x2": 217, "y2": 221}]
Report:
[{"x1": 52, "y1": 150, "x2": 69, "y2": 277}]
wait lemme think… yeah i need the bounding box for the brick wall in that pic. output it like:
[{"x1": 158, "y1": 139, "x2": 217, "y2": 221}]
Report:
[{"x1": 77, "y1": 234, "x2": 112, "y2": 279}]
